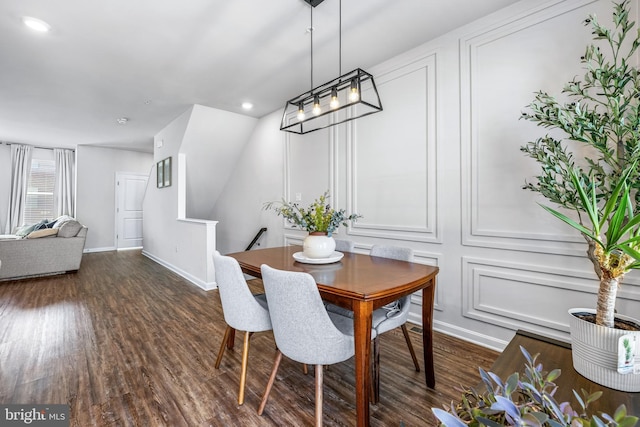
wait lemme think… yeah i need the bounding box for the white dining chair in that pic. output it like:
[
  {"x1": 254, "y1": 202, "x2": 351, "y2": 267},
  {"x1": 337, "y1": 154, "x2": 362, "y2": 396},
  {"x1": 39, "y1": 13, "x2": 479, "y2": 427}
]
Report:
[
  {"x1": 257, "y1": 264, "x2": 376, "y2": 426},
  {"x1": 334, "y1": 238, "x2": 355, "y2": 253},
  {"x1": 212, "y1": 251, "x2": 272, "y2": 405},
  {"x1": 326, "y1": 244, "x2": 419, "y2": 404}
]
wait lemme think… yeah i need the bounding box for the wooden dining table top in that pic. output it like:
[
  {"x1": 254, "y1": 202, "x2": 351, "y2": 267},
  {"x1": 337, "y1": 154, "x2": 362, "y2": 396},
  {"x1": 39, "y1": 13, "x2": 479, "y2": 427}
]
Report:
[{"x1": 227, "y1": 245, "x2": 439, "y2": 308}]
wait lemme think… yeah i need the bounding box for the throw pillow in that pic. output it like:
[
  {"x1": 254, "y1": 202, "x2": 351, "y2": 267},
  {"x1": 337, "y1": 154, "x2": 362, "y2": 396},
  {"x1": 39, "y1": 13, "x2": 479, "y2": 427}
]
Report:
[
  {"x1": 34, "y1": 219, "x2": 50, "y2": 231},
  {"x1": 52, "y1": 215, "x2": 74, "y2": 229},
  {"x1": 58, "y1": 220, "x2": 83, "y2": 238},
  {"x1": 15, "y1": 223, "x2": 38, "y2": 237},
  {"x1": 26, "y1": 228, "x2": 58, "y2": 239}
]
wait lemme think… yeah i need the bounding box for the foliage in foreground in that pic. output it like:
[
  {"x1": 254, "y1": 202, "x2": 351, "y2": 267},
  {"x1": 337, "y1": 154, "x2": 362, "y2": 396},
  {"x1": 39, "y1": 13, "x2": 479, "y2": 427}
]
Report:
[{"x1": 432, "y1": 346, "x2": 638, "y2": 427}]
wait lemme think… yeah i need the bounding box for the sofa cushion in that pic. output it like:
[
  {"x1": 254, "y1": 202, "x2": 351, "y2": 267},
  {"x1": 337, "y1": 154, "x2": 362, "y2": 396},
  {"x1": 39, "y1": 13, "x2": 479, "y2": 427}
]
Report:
[
  {"x1": 26, "y1": 228, "x2": 58, "y2": 239},
  {"x1": 58, "y1": 220, "x2": 83, "y2": 238},
  {"x1": 0, "y1": 234, "x2": 21, "y2": 240}
]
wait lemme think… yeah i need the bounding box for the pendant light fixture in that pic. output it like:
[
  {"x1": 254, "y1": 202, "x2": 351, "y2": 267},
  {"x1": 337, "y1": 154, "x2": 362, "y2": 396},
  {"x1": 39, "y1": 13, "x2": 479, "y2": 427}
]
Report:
[{"x1": 280, "y1": 0, "x2": 382, "y2": 134}]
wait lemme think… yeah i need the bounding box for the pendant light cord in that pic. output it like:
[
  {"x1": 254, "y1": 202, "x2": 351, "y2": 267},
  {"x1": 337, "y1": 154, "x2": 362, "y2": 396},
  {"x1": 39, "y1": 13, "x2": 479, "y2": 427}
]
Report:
[
  {"x1": 339, "y1": 0, "x2": 342, "y2": 76},
  {"x1": 311, "y1": 0, "x2": 341, "y2": 88},
  {"x1": 310, "y1": 6, "x2": 314, "y2": 89}
]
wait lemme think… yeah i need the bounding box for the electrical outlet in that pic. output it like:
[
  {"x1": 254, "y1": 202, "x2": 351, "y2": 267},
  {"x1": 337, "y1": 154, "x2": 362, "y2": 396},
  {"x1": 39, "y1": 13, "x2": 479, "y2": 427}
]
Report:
[{"x1": 295, "y1": 192, "x2": 302, "y2": 201}]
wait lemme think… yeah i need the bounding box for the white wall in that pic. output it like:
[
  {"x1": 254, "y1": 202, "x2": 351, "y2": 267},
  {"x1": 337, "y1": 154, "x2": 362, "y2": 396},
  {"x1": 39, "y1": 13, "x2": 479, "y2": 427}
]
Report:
[
  {"x1": 211, "y1": 110, "x2": 285, "y2": 255},
  {"x1": 142, "y1": 105, "x2": 257, "y2": 289},
  {"x1": 181, "y1": 104, "x2": 258, "y2": 220},
  {"x1": 76, "y1": 145, "x2": 153, "y2": 251},
  {"x1": 141, "y1": 108, "x2": 190, "y2": 271},
  {"x1": 211, "y1": 0, "x2": 640, "y2": 350}
]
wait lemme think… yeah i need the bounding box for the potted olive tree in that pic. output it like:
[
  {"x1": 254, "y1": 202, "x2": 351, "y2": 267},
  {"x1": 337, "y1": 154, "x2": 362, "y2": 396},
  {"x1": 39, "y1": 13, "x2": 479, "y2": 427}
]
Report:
[{"x1": 521, "y1": 0, "x2": 640, "y2": 391}]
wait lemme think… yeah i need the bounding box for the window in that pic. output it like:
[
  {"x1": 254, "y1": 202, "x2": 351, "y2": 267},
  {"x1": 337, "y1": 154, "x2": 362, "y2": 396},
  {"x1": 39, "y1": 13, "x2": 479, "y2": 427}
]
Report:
[{"x1": 24, "y1": 158, "x2": 55, "y2": 224}]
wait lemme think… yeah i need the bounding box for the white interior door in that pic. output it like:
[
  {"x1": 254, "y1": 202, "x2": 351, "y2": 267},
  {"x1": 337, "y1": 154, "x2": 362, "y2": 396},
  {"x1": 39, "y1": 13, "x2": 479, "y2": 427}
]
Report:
[{"x1": 115, "y1": 172, "x2": 148, "y2": 249}]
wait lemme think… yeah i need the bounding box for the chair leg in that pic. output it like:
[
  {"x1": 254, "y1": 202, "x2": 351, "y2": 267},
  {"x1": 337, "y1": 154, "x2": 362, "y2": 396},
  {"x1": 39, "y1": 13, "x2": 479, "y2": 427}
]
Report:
[
  {"x1": 315, "y1": 364, "x2": 323, "y2": 427},
  {"x1": 226, "y1": 327, "x2": 236, "y2": 349},
  {"x1": 371, "y1": 337, "x2": 380, "y2": 404},
  {"x1": 238, "y1": 331, "x2": 251, "y2": 405},
  {"x1": 215, "y1": 325, "x2": 232, "y2": 369},
  {"x1": 258, "y1": 350, "x2": 283, "y2": 415},
  {"x1": 401, "y1": 324, "x2": 420, "y2": 372}
]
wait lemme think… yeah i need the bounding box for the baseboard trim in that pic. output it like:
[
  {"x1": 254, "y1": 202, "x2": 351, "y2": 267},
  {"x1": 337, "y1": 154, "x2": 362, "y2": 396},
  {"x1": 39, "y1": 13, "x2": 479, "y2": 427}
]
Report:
[
  {"x1": 141, "y1": 250, "x2": 217, "y2": 291},
  {"x1": 432, "y1": 320, "x2": 509, "y2": 352},
  {"x1": 84, "y1": 246, "x2": 117, "y2": 253}
]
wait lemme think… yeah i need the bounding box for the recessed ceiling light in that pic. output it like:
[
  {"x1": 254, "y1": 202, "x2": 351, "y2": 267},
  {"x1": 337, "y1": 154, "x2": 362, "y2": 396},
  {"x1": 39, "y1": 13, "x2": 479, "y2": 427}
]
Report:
[
  {"x1": 242, "y1": 102, "x2": 253, "y2": 110},
  {"x1": 22, "y1": 16, "x2": 51, "y2": 33},
  {"x1": 116, "y1": 117, "x2": 129, "y2": 125}
]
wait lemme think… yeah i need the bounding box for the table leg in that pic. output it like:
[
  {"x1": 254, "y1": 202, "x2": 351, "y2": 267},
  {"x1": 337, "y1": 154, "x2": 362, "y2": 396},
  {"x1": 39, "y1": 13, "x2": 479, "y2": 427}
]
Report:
[
  {"x1": 422, "y1": 278, "x2": 436, "y2": 388},
  {"x1": 353, "y1": 300, "x2": 373, "y2": 427}
]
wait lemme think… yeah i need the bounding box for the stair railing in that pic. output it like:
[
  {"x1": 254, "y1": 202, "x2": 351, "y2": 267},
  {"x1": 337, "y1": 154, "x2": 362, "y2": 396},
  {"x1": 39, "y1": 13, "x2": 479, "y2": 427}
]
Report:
[{"x1": 245, "y1": 227, "x2": 267, "y2": 251}]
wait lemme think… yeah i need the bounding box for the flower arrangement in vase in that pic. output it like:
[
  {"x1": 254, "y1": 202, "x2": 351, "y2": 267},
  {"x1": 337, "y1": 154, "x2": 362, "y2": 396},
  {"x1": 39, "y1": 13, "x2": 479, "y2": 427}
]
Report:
[{"x1": 264, "y1": 191, "x2": 361, "y2": 258}]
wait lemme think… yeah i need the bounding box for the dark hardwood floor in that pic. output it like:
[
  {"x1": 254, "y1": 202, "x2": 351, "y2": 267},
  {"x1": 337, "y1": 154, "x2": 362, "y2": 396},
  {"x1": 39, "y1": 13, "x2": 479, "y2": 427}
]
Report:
[{"x1": 0, "y1": 251, "x2": 499, "y2": 426}]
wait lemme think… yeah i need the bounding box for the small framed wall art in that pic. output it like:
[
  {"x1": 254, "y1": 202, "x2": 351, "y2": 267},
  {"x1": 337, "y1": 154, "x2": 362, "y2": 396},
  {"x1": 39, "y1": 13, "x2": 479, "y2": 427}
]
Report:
[{"x1": 157, "y1": 157, "x2": 172, "y2": 188}]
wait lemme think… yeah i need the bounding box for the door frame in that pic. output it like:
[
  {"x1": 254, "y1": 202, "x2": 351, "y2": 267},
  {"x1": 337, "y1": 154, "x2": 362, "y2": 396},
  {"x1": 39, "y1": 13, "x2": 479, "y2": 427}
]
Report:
[{"x1": 114, "y1": 172, "x2": 149, "y2": 250}]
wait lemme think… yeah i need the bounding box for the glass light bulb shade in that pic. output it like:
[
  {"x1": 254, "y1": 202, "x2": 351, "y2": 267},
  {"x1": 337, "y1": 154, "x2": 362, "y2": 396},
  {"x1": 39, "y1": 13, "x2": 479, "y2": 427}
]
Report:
[
  {"x1": 312, "y1": 96, "x2": 321, "y2": 115},
  {"x1": 297, "y1": 103, "x2": 305, "y2": 121},
  {"x1": 349, "y1": 88, "x2": 360, "y2": 102},
  {"x1": 330, "y1": 88, "x2": 339, "y2": 109}
]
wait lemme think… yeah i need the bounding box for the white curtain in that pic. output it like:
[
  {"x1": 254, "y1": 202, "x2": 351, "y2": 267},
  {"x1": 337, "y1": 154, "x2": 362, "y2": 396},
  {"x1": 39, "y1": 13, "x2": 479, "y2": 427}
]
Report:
[
  {"x1": 54, "y1": 148, "x2": 75, "y2": 217},
  {"x1": 5, "y1": 144, "x2": 33, "y2": 234}
]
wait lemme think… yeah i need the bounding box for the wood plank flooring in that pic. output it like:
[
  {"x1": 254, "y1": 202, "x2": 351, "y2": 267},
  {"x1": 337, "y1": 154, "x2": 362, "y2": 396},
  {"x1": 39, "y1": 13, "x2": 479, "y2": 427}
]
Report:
[{"x1": 0, "y1": 250, "x2": 499, "y2": 426}]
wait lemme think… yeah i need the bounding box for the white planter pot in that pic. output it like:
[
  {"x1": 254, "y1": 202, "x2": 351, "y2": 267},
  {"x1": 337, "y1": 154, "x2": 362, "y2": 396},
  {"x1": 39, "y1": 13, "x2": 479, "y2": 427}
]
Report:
[
  {"x1": 303, "y1": 233, "x2": 336, "y2": 259},
  {"x1": 568, "y1": 308, "x2": 640, "y2": 392}
]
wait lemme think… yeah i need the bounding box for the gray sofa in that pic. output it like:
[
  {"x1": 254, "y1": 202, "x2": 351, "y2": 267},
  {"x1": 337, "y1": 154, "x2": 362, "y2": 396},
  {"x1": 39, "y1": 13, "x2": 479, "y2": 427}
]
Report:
[{"x1": 0, "y1": 226, "x2": 88, "y2": 280}]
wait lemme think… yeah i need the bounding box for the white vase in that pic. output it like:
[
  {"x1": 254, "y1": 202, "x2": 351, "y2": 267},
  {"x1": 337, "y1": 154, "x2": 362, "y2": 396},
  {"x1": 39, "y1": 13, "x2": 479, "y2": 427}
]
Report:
[
  {"x1": 303, "y1": 232, "x2": 336, "y2": 259},
  {"x1": 568, "y1": 308, "x2": 640, "y2": 392}
]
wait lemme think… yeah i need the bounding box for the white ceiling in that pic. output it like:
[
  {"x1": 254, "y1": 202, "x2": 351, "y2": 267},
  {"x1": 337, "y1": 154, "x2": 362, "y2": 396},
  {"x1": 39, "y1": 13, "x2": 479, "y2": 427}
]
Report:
[{"x1": 0, "y1": 0, "x2": 521, "y2": 153}]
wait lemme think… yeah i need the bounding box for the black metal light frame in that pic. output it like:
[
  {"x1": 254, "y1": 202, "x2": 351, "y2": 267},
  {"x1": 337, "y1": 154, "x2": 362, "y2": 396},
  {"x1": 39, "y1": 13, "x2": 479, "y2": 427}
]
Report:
[
  {"x1": 280, "y1": 68, "x2": 382, "y2": 134},
  {"x1": 280, "y1": 0, "x2": 383, "y2": 134}
]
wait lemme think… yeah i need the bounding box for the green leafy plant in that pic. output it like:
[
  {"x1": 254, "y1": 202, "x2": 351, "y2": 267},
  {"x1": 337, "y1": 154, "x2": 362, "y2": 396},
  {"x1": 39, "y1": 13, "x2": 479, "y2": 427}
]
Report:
[
  {"x1": 539, "y1": 163, "x2": 640, "y2": 328},
  {"x1": 520, "y1": 0, "x2": 640, "y2": 328},
  {"x1": 432, "y1": 346, "x2": 639, "y2": 427},
  {"x1": 263, "y1": 191, "x2": 362, "y2": 236}
]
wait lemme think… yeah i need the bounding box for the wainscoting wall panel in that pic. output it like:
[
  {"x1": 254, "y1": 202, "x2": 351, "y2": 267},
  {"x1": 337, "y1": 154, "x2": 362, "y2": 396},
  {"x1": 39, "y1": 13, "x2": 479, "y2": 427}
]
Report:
[
  {"x1": 462, "y1": 257, "x2": 640, "y2": 341},
  {"x1": 282, "y1": 129, "x2": 333, "y2": 236},
  {"x1": 459, "y1": 0, "x2": 602, "y2": 255},
  {"x1": 349, "y1": 53, "x2": 440, "y2": 243}
]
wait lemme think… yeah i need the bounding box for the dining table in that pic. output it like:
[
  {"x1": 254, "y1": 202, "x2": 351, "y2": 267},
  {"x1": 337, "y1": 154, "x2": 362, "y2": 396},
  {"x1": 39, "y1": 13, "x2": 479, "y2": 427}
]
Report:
[{"x1": 227, "y1": 245, "x2": 440, "y2": 427}]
